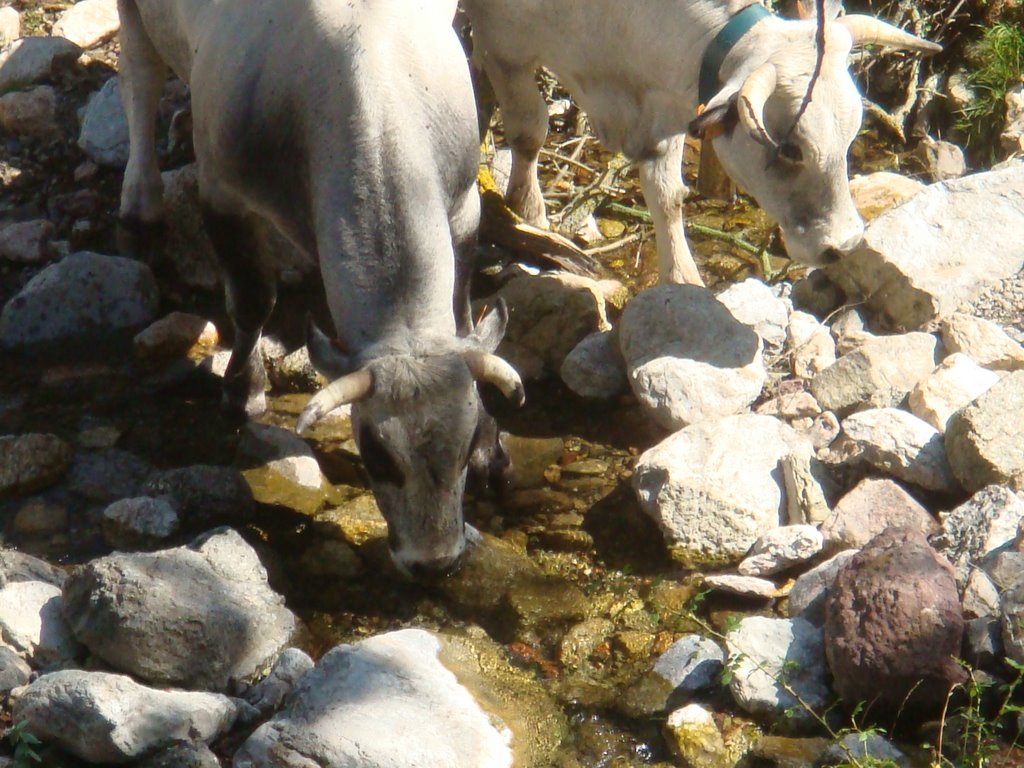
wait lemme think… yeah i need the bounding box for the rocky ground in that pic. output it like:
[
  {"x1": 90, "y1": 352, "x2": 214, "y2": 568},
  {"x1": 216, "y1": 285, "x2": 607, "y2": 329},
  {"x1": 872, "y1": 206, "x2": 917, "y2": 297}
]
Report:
[{"x1": 2, "y1": 1, "x2": 1024, "y2": 767}]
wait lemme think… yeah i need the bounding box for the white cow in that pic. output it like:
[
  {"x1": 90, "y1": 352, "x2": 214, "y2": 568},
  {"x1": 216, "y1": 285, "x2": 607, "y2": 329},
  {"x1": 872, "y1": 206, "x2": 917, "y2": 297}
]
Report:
[
  {"x1": 462, "y1": 0, "x2": 940, "y2": 285},
  {"x1": 117, "y1": 0, "x2": 524, "y2": 576}
]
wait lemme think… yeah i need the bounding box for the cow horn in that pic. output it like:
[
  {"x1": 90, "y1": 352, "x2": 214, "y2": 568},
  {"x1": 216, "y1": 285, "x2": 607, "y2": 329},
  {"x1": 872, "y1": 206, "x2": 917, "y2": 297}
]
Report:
[
  {"x1": 838, "y1": 15, "x2": 943, "y2": 54},
  {"x1": 296, "y1": 368, "x2": 374, "y2": 434},
  {"x1": 464, "y1": 351, "x2": 526, "y2": 408},
  {"x1": 737, "y1": 62, "x2": 779, "y2": 148}
]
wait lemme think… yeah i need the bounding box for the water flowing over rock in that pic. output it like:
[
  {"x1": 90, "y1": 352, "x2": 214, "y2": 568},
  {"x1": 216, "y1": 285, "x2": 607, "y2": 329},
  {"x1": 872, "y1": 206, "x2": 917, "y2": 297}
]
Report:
[
  {"x1": 233, "y1": 628, "x2": 564, "y2": 768},
  {"x1": 828, "y1": 162, "x2": 1024, "y2": 330},
  {"x1": 809, "y1": 332, "x2": 939, "y2": 415},
  {"x1": 908, "y1": 353, "x2": 1002, "y2": 432},
  {"x1": 945, "y1": 370, "x2": 1024, "y2": 492},
  {"x1": 725, "y1": 616, "x2": 830, "y2": 726},
  {"x1": 620, "y1": 285, "x2": 765, "y2": 430},
  {"x1": 824, "y1": 527, "x2": 966, "y2": 723},
  {"x1": 0, "y1": 252, "x2": 159, "y2": 353},
  {"x1": 841, "y1": 408, "x2": 958, "y2": 492},
  {"x1": 11, "y1": 670, "x2": 243, "y2": 764},
  {"x1": 819, "y1": 477, "x2": 938, "y2": 553},
  {"x1": 61, "y1": 528, "x2": 296, "y2": 691},
  {"x1": 632, "y1": 414, "x2": 799, "y2": 566}
]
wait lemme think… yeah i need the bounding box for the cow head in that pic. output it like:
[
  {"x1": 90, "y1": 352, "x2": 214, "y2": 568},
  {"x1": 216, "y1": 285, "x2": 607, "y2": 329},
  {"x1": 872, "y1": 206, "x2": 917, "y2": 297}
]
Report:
[
  {"x1": 691, "y1": 15, "x2": 941, "y2": 267},
  {"x1": 299, "y1": 302, "x2": 524, "y2": 578}
]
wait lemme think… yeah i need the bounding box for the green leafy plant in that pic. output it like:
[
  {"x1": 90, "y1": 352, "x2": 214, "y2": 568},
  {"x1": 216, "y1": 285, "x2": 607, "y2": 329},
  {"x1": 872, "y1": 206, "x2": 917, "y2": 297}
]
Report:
[
  {"x1": 6, "y1": 720, "x2": 42, "y2": 768},
  {"x1": 956, "y1": 22, "x2": 1024, "y2": 161}
]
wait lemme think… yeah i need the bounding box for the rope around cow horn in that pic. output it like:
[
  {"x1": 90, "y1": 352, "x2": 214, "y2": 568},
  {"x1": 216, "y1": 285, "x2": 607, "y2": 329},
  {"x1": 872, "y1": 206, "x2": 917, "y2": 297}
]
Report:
[
  {"x1": 837, "y1": 15, "x2": 943, "y2": 54},
  {"x1": 297, "y1": 367, "x2": 375, "y2": 434},
  {"x1": 737, "y1": 62, "x2": 779, "y2": 149},
  {"x1": 463, "y1": 351, "x2": 526, "y2": 408}
]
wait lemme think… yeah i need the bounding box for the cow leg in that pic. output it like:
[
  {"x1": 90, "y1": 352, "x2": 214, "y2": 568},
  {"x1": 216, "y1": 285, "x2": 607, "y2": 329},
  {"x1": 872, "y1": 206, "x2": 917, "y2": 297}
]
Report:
[
  {"x1": 451, "y1": 186, "x2": 480, "y2": 335},
  {"x1": 638, "y1": 134, "x2": 704, "y2": 286},
  {"x1": 486, "y1": 63, "x2": 549, "y2": 227},
  {"x1": 117, "y1": 0, "x2": 167, "y2": 228},
  {"x1": 201, "y1": 205, "x2": 277, "y2": 423}
]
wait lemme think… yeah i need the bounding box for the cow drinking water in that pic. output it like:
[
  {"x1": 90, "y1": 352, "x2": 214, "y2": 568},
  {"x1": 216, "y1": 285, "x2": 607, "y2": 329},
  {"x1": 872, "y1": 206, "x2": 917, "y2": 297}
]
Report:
[
  {"x1": 117, "y1": 0, "x2": 523, "y2": 576},
  {"x1": 462, "y1": 0, "x2": 941, "y2": 285}
]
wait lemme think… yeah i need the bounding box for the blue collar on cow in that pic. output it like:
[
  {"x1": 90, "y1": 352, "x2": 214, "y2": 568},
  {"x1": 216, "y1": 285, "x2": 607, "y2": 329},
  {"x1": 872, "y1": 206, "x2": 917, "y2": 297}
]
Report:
[{"x1": 698, "y1": 3, "x2": 773, "y2": 107}]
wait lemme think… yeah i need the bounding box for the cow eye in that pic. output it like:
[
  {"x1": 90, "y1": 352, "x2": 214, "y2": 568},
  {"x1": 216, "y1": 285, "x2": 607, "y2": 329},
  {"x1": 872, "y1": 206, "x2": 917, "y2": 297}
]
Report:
[
  {"x1": 775, "y1": 141, "x2": 803, "y2": 164},
  {"x1": 358, "y1": 425, "x2": 404, "y2": 487}
]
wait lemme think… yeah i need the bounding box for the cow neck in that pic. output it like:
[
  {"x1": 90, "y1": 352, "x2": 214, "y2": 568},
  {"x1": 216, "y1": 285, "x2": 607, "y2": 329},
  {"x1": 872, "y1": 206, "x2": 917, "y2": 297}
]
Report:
[{"x1": 698, "y1": 3, "x2": 773, "y2": 106}]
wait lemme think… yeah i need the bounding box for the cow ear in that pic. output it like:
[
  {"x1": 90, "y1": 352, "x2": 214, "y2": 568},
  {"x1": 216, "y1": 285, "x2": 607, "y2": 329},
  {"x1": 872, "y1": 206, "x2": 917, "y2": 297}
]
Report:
[
  {"x1": 470, "y1": 298, "x2": 510, "y2": 354},
  {"x1": 306, "y1": 316, "x2": 355, "y2": 378},
  {"x1": 689, "y1": 89, "x2": 739, "y2": 138}
]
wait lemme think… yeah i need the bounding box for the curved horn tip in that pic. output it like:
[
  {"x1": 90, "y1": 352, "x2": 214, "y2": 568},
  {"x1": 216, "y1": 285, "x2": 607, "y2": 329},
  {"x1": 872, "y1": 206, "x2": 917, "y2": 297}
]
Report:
[{"x1": 296, "y1": 405, "x2": 322, "y2": 435}]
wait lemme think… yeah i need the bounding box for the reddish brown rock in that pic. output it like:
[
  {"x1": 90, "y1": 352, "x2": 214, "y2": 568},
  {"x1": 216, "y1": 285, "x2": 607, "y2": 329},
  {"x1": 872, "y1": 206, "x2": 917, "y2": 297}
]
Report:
[{"x1": 824, "y1": 527, "x2": 967, "y2": 724}]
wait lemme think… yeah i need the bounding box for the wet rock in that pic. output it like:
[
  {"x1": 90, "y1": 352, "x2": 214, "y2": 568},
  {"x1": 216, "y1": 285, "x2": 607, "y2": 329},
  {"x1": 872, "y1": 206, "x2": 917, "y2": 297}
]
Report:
[
  {"x1": 824, "y1": 527, "x2": 966, "y2": 722},
  {"x1": 78, "y1": 76, "x2": 129, "y2": 168},
  {"x1": 842, "y1": 408, "x2": 957, "y2": 492},
  {"x1": 244, "y1": 647, "x2": 315, "y2": 716},
  {"x1": 237, "y1": 423, "x2": 323, "y2": 491},
  {"x1": 703, "y1": 573, "x2": 778, "y2": 599},
  {"x1": 749, "y1": 736, "x2": 830, "y2": 767},
  {"x1": 559, "y1": 618, "x2": 614, "y2": 670},
  {"x1": 819, "y1": 477, "x2": 937, "y2": 553},
  {"x1": 620, "y1": 285, "x2": 765, "y2": 430},
  {"x1": 483, "y1": 273, "x2": 611, "y2": 376},
  {"x1": 849, "y1": 171, "x2": 926, "y2": 222},
  {"x1": 133, "y1": 312, "x2": 219, "y2": 361},
  {"x1": 0, "y1": 7, "x2": 19, "y2": 47},
  {"x1": 716, "y1": 277, "x2": 790, "y2": 349},
  {"x1": 0, "y1": 252, "x2": 159, "y2": 353},
  {"x1": 142, "y1": 465, "x2": 254, "y2": 523},
  {"x1": 61, "y1": 527, "x2": 296, "y2": 690},
  {"x1": 945, "y1": 371, "x2": 1024, "y2": 492},
  {"x1": 1003, "y1": 582, "x2": 1024, "y2": 665},
  {"x1": 780, "y1": 448, "x2": 831, "y2": 525},
  {"x1": 0, "y1": 579, "x2": 80, "y2": 668},
  {"x1": 828, "y1": 162, "x2": 1024, "y2": 330},
  {"x1": 0, "y1": 433, "x2": 72, "y2": 499},
  {"x1": 786, "y1": 311, "x2": 836, "y2": 379},
  {"x1": 297, "y1": 538, "x2": 363, "y2": 580},
  {"x1": 623, "y1": 634, "x2": 724, "y2": 716},
  {"x1": 738, "y1": 525, "x2": 824, "y2": 577},
  {"x1": 503, "y1": 435, "x2": 564, "y2": 490},
  {"x1": 0, "y1": 549, "x2": 65, "y2": 587},
  {"x1": 132, "y1": 741, "x2": 221, "y2": 768},
  {"x1": 317, "y1": 493, "x2": 387, "y2": 550},
  {"x1": 0, "y1": 646, "x2": 31, "y2": 698},
  {"x1": 725, "y1": 616, "x2": 830, "y2": 725},
  {"x1": 962, "y1": 568, "x2": 1001, "y2": 619},
  {"x1": 662, "y1": 704, "x2": 734, "y2": 768},
  {"x1": 67, "y1": 448, "x2": 153, "y2": 503},
  {"x1": 633, "y1": 414, "x2": 798, "y2": 565},
  {"x1": 0, "y1": 219, "x2": 54, "y2": 264},
  {"x1": 12, "y1": 496, "x2": 68, "y2": 536},
  {"x1": 915, "y1": 136, "x2": 966, "y2": 182},
  {"x1": 504, "y1": 576, "x2": 590, "y2": 642},
  {"x1": 234, "y1": 628, "x2": 564, "y2": 768},
  {"x1": 908, "y1": 353, "x2": 1002, "y2": 432},
  {"x1": 0, "y1": 37, "x2": 82, "y2": 93},
  {"x1": 941, "y1": 313, "x2": 1024, "y2": 371},
  {"x1": 787, "y1": 550, "x2": 857, "y2": 626},
  {"x1": 52, "y1": 0, "x2": 119, "y2": 48},
  {"x1": 11, "y1": 670, "x2": 242, "y2": 764},
  {"x1": 102, "y1": 496, "x2": 180, "y2": 549},
  {"x1": 560, "y1": 330, "x2": 628, "y2": 399},
  {"x1": 933, "y1": 485, "x2": 1024, "y2": 589},
  {"x1": 819, "y1": 732, "x2": 909, "y2": 767},
  {"x1": 0, "y1": 84, "x2": 57, "y2": 137},
  {"x1": 809, "y1": 332, "x2": 939, "y2": 415},
  {"x1": 1002, "y1": 83, "x2": 1024, "y2": 155}
]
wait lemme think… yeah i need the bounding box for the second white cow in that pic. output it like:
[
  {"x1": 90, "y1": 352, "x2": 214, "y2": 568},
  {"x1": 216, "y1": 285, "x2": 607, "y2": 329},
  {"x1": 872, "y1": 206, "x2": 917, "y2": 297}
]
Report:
[{"x1": 463, "y1": 0, "x2": 940, "y2": 285}]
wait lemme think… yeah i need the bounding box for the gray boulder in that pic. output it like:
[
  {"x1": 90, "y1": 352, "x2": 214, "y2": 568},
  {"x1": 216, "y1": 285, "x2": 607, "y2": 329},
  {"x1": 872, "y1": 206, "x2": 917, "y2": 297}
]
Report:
[
  {"x1": 233, "y1": 628, "x2": 564, "y2": 768},
  {"x1": 78, "y1": 76, "x2": 129, "y2": 167},
  {"x1": 0, "y1": 219, "x2": 54, "y2": 264},
  {"x1": 142, "y1": 465, "x2": 253, "y2": 523},
  {"x1": 0, "y1": 549, "x2": 65, "y2": 587},
  {"x1": 67, "y1": 448, "x2": 154, "y2": 503},
  {"x1": 621, "y1": 634, "x2": 724, "y2": 716},
  {"x1": 0, "y1": 85, "x2": 57, "y2": 138},
  {"x1": 945, "y1": 370, "x2": 1024, "y2": 492},
  {"x1": 0, "y1": 433, "x2": 72, "y2": 499},
  {"x1": 716, "y1": 277, "x2": 790, "y2": 349},
  {"x1": 738, "y1": 524, "x2": 824, "y2": 577},
  {"x1": 11, "y1": 670, "x2": 242, "y2": 764},
  {"x1": 632, "y1": 414, "x2": 798, "y2": 566},
  {"x1": 0, "y1": 252, "x2": 159, "y2": 353},
  {"x1": 560, "y1": 330, "x2": 628, "y2": 399},
  {"x1": 787, "y1": 549, "x2": 858, "y2": 626},
  {"x1": 102, "y1": 496, "x2": 181, "y2": 549},
  {"x1": 933, "y1": 485, "x2": 1024, "y2": 590},
  {"x1": 0, "y1": 645, "x2": 31, "y2": 698},
  {"x1": 908, "y1": 353, "x2": 1002, "y2": 432},
  {"x1": 619, "y1": 285, "x2": 765, "y2": 430},
  {"x1": 243, "y1": 647, "x2": 314, "y2": 716},
  {"x1": 0, "y1": 37, "x2": 81, "y2": 93},
  {"x1": 819, "y1": 477, "x2": 938, "y2": 553},
  {"x1": 842, "y1": 408, "x2": 957, "y2": 492},
  {"x1": 941, "y1": 313, "x2": 1024, "y2": 371},
  {"x1": 0, "y1": 579, "x2": 80, "y2": 668},
  {"x1": 61, "y1": 528, "x2": 296, "y2": 690},
  {"x1": 828, "y1": 162, "x2": 1024, "y2": 330},
  {"x1": 1002, "y1": 582, "x2": 1024, "y2": 665}
]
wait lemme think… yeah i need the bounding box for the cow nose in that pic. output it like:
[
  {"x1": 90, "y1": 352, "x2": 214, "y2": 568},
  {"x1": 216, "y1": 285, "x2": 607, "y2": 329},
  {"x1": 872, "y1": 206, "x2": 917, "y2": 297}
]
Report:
[
  {"x1": 402, "y1": 550, "x2": 465, "y2": 580},
  {"x1": 820, "y1": 247, "x2": 843, "y2": 265}
]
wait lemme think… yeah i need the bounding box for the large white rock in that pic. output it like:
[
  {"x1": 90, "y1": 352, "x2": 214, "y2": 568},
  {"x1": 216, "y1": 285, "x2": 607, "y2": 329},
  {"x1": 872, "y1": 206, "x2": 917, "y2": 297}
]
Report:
[
  {"x1": 945, "y1": 370, "x2": 1024, "y2": 492},
  {"x1": 52, "y1": 0, "x2": 119, "y2": 48},
  {"x1": 12, "y1": 670, "x2": 242, "y2": 764},
  {"x1": 941, "y1": 313, "x2": 1024, "y2": 372},
  {"x1": 0, "y1": 580, "x2": 79, "y2": 668},
  {"x1": 632, "y1": 414, "x2": 799, "y2": 565},
  {"x1": 738, "y1": 525, "x2": 824, "y2": 577},
  {"x1": 908, "y1": 353, "x2": 1002, "y2": 432},
  {"x1": 0, "y1": 7, "x2": 20, "y2": 48},
  {"x1": 234, "y1": 629, "x2": 560, "y2": 768},
  {"x1": 78, "y1": 77, "x2": 130, "y2": 168},
  {"x1": 620, "y1": 285, "x2": 765, "y2": 430},
  {"x1": 828, "y1": 162, "x2": 1024, "y2": 329},
  {"x1": 559, "y1": 330, "x2": 627, "y2": 399},
  {"x1": 0, "y1": 37, "x2": 81, "y2": 93},
  {"x1": 849, "y1": 171, "x2": 926, "y2": 222},
  {"x1": 787, "y1": 310, "x2": 836, "y2": 379},
  {"x1": 842, "y1": 408, "x2": 958, "y2": 492},
  {"x1": 715, "y1": 278, "x2": 790, "y2": 348}
]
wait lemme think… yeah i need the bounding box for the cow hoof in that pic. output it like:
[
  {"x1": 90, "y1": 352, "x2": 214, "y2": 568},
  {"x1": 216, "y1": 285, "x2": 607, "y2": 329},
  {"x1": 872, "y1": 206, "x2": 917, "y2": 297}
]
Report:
[{"x1": 116, "y1": 217, "x2": 167, "y2": 264}]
